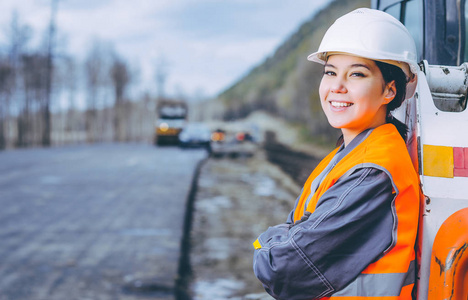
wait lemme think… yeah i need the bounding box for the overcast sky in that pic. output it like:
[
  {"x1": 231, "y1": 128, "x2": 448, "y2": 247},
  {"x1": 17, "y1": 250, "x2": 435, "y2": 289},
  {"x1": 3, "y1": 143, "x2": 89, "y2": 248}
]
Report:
[{"x1": 0, "y1": 0, "x2": 332, "y2": 100}]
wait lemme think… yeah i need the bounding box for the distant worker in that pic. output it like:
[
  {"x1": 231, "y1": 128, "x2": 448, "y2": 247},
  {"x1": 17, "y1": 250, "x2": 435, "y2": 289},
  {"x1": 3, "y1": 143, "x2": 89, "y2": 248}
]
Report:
[{"x1": 253, "y1": 8, "x2": 420, "y2": 299}]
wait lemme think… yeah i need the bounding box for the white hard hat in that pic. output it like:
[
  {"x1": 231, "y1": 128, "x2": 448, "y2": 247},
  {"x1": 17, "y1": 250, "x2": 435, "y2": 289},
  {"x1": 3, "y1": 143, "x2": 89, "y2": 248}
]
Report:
[{"x1": 308, "y1": 8, "x2": 419, "y2": 98}]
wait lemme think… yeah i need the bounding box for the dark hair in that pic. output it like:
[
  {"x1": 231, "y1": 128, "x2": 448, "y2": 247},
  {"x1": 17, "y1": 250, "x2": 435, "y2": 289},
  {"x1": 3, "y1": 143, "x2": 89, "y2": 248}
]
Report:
[{"x1": 375, "y1": 60, "x2": 409, "y2": 141}]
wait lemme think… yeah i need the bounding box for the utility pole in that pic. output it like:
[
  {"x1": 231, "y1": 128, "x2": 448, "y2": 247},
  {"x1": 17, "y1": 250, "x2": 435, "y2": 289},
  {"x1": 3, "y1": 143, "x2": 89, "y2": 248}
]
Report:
[{"x1": 43, "y1": 0, "x2": 58, "y2": 146}]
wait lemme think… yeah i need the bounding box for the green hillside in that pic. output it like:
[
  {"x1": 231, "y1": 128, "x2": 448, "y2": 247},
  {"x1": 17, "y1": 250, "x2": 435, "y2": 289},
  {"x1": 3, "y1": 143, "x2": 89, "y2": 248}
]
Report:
[{"x1": 213, "y1": 0, "x2": 371, "y2": 144}]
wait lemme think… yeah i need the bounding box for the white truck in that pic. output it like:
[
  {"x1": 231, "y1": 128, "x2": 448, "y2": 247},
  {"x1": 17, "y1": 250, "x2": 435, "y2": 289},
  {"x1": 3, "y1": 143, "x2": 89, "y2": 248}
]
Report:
[{"x1": 373, "y1": 0, "x2": 468, "y2": 298}]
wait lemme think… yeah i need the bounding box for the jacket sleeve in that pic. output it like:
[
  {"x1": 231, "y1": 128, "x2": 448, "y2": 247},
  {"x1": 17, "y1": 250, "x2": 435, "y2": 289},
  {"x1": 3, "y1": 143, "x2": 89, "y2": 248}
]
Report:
[{"x1": 253, "y1": 167, "x2": 395, "y2": 300}]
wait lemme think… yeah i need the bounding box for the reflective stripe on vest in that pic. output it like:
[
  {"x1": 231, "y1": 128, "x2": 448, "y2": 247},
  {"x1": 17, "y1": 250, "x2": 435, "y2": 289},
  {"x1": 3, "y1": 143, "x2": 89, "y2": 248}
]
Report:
[
  {"x1": 294, "y1": 124, "x2": 419, "y2": 299},
  {"x1": 333, "y1": 260, "x2": 416, "y2": 297}
]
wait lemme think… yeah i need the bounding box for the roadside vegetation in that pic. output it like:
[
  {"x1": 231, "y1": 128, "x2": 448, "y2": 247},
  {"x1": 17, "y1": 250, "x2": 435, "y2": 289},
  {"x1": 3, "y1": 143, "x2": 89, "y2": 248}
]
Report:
[{"x1": 195, "y1": 0, "x2": 370, "y2": 146}]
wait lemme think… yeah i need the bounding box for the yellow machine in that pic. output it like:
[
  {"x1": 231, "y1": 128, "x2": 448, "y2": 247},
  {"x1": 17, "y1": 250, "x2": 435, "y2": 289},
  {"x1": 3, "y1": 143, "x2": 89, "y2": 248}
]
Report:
[{"x1": 154, "y1": 100, "x2": 187, "y2": 146}]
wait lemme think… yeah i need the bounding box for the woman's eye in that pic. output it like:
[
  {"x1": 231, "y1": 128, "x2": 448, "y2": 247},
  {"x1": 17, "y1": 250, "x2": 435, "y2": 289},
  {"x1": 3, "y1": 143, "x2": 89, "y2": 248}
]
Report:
[
  {"x1": 350, "y1": 72, "x2": 365, "y2": 77},
  {"x1": 323, "y1": 70, "x2": 335, "y2": 76}
]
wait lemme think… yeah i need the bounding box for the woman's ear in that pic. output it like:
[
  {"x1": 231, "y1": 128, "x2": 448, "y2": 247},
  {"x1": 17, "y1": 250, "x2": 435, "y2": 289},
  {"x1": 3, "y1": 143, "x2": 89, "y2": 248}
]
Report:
[{"x1": 383, "y1": 80, "x2": 396, "y2": 104}]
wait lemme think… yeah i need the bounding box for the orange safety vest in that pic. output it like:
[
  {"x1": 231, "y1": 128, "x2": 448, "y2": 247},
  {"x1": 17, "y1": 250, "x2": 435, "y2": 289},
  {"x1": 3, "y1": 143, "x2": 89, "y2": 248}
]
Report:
[{"x1": 294, "y1": 124, "x2": 420, "y2": 299}]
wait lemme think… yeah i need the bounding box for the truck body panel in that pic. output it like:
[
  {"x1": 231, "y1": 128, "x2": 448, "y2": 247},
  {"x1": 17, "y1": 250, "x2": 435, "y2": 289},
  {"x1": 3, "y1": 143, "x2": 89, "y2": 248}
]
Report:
[{"x1": 372, "y1": 0, "x2": 468, "y2": 298}]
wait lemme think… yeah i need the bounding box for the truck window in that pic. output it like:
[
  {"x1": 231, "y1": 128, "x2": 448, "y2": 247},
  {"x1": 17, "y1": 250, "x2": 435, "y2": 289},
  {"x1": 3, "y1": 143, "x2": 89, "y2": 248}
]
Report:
[
  {"x1": 383, "y1": 1, "x2": 423, "y2": 61},
  {"x1": 404, "y1": 0, "x2": 424, "y2": 61},
  {"x1": 384, "y1": 3, "x2": 401, "y2": 20}
]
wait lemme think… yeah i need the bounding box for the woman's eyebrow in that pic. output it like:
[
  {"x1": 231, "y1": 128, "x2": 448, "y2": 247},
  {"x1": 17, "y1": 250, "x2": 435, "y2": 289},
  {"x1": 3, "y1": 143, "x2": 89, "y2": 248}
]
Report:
[
  {"x1": 350, "y1": 63, "x2": 371, "y2": 70},
  {"x1": 324, "y1": 63, "x2": 371, "y2": 70}
]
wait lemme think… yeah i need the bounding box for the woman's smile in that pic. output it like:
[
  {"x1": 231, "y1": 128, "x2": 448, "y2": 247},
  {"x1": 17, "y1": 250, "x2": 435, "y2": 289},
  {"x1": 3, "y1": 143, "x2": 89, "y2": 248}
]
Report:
[{"x1": 329, "y1": 101, "x2": 354, "y2": 108}]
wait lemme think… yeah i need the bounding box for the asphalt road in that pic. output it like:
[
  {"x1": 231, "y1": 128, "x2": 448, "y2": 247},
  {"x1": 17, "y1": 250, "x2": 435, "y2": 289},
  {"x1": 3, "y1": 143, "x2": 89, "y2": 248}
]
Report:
[{"x1": 0, "y1": 144, "x2": 207, "y2": 300}]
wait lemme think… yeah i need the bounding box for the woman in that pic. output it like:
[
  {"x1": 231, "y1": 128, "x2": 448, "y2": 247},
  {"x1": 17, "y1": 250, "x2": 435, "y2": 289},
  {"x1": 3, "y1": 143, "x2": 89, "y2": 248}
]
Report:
[{"x1": 253, "y1": 8, "x2": 420, "y2": 300}]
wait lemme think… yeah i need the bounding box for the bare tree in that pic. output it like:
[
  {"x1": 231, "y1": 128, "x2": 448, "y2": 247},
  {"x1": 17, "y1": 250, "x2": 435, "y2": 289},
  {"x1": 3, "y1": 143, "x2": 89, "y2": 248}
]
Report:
[
  {"x1": 21, "y1": 53, "x2": 48, "y2": 147},
  {"x1": 84, "y1": 40, "x2": 110, "y2": 143},
  {"x1": 42, "y1": 0, "x2": 59, "y2": 147},
  {"x1": 60, "y1": 56, "x2": 81, "y2": 144},
  {"x1": 110, "y1": 54, "x2": 130, "y2": 142},
  {"x1": 0, "y1": 59, "x2": 13, "y2": 149},
  {"x1": 5, "y1": 11, "x2": 32, "y2": 148}
]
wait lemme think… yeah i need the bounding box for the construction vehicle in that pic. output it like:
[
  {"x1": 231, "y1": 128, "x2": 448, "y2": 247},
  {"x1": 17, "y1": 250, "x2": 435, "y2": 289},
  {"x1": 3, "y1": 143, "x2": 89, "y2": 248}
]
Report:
[
  {"x1": 372, "y1": 0, "x2": 468, "y2": 298},
  {"x1": 154, "y1": 100, "x2": 188, "y2": 146}
]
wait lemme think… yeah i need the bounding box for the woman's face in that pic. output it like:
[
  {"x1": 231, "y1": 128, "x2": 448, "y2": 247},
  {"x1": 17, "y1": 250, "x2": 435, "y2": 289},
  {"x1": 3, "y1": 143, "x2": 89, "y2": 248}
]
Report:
[{"x1": 319, "y1": 54, "x2": 395, "y2": 144}]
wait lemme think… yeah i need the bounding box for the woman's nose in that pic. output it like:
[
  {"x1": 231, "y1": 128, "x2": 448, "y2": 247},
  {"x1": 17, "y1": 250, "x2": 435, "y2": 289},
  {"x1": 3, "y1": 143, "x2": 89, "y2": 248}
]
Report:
[{"x1": 330, "y1": 78, "x2": 347, "y2": 93}]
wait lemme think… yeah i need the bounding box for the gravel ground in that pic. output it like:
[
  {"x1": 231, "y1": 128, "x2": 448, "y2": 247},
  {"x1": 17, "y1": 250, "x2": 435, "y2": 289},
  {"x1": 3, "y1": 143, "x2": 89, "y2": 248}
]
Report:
[{"x1": 189, "y1": 148, "x2": 302, "y2": 300}]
